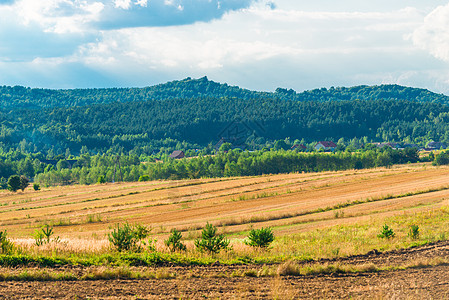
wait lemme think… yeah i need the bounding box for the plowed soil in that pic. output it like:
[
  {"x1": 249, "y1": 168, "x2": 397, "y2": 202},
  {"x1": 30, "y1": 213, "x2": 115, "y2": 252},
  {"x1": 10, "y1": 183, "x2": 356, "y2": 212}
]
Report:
[{"x1": 2, "y1": 241, "x2": 449, "y2": 299}]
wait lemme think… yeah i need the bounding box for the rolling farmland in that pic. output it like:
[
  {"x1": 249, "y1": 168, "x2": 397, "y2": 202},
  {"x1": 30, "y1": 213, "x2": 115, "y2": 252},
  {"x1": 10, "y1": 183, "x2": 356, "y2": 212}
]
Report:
[
  {"x1": 1, "y1": 163, "x2": 449, "y2": 243},
  {"x1": 2, "y1": 163, "x2": 449, "y2": 298}
]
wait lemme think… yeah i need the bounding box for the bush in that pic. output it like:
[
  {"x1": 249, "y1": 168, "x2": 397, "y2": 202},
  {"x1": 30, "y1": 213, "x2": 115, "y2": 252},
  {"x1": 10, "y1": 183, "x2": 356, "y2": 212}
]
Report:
[
  {"x1": 34, "y1": 225, "x2": 57, "y2": 246},
  {"x1": 433, "y1": 150, "x2": 449, "y2": 166},
  {"x1": 97, "y1": 175, "x2": 106, "y2": 184},
  {"x1": 409, "y1": 225, "x2": 420, "y2": 240},
  {"x1": 33, "y1": 183, "x2": 40, "y2": 191},
  {"x1": 378, "y1": 224, "x2": 395, "y2": 239},
  {"x1": 165, "y1": 229, "x2": 186, "y2": 252},
  {"x1": 194, "y1": 223, "x2": 230, "y2": 254},
  {"x1": 0, "y1": 230, "x2": 13, "y2": 254},
  {"x1": 245, "y1": 227, "x2": 274, "y2": 249},
  {"x1": 108, "y1": 223, "x2": 150, "y2": 252},
  {"x1": 138, "y1": 175, "x2": 150, "y2": 182}
]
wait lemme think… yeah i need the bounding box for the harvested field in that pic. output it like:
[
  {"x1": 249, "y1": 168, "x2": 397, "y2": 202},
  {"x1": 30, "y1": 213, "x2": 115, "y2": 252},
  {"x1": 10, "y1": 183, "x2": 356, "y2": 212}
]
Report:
[
  {"x1": 3, "y1": 163, "x2": 449, "y2": 298},
  {"x1": 1, "y1": 163, "x2": 449, "y2": 241}
]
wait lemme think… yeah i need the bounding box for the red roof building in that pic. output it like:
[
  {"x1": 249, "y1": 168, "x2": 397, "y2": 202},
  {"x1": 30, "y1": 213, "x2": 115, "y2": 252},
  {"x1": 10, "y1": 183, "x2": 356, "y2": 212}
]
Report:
[{"x1": 315, "y1": 141, "x2": 337, "y2": 151}]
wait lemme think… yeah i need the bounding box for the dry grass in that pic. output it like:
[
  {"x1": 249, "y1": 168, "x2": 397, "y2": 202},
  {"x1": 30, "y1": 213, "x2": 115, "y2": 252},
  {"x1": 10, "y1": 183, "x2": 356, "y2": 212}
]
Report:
[{"x1": 2, "y1": 163, "x2": 449, "y2": 256}]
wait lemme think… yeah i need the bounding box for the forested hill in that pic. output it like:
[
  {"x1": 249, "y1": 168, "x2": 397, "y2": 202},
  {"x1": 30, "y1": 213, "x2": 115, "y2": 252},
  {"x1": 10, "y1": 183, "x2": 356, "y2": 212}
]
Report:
[
  {"x1": 2, "y1": 97, "x2": 449, "y2": 154},
  {"x1": 1, "y1": 77, "x2": 449, "y2": 109},
  {"x1": 2, "y1": 77, "x2": 449, "y2": 155}
]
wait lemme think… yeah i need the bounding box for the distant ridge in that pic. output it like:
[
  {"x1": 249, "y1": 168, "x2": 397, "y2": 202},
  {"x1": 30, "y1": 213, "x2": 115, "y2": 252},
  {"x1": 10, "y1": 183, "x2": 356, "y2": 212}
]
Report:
[
  {"x1": 2, "y1": 76, "x2": 449, "y2": 152},
  {"x1": 1, "y1": 77, "x2": 448, "y2": 109}
]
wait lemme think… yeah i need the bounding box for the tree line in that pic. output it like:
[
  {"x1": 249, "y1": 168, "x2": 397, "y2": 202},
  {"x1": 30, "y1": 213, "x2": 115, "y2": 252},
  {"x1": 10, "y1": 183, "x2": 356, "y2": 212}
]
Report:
[{"x1": 28, "y1": 147, "x2": 422, "y2": 187}]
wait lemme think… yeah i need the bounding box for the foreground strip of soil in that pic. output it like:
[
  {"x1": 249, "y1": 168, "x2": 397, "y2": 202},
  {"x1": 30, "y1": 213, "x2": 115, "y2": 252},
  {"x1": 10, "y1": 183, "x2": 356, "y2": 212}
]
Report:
[
  {"x1": 1, "y1": 241, "x2": 449, "y2": 298},
  {"x1": 0, "y1": 265, "x2": 449, "y2": 299}
]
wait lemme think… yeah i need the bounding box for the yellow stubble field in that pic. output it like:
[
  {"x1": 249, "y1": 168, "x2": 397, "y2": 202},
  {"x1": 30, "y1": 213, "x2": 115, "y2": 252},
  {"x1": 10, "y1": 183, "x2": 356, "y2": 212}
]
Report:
[{"x1": 1, "y1": 162, "x2": 449, "y2": 243}]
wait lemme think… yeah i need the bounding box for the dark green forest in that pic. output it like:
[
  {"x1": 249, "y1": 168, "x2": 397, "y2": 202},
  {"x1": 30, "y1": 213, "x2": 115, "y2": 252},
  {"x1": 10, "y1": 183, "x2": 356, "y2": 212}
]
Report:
[
  {"x1": 2, "y1": 76, "x2": 449, "y2": 109},
  {"x1": 1, "y1": 77, "x2": 449, "y2": 155},
  {"x1": 1, "y1": 77, "x2": 449, "y2": 187}
]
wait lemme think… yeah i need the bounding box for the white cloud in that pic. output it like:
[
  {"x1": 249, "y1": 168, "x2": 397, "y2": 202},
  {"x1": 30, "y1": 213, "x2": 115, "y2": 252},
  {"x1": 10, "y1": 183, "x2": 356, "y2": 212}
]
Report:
[
  {"x1": 135, "y1": 0, "x2": 147, "y2": 7},
  {"x1": 70, "y1": 3, "x2": 440, "y2": 92},
  {"x1": 1, "y1": 0, "x2": 449, "y2": 95},
  {"x1": 114, "y1": 0, "x2": 131, "y2": 9},
  {"x1": 12, "y1": 0, "x2": 104, "y2": 33},
  {"x1": 412, "y1": 3, "x2": 449, "y2": 62}
]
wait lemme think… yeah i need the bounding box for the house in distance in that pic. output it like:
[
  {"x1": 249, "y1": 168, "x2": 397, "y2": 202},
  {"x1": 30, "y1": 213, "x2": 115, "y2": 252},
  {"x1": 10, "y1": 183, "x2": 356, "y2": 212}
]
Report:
[
  {"x1": 314, "y1": 141, "x2": 337, "y2": 151},
  {"x1": 169, "y1": 150, "x2": 185, "y2": 159}
]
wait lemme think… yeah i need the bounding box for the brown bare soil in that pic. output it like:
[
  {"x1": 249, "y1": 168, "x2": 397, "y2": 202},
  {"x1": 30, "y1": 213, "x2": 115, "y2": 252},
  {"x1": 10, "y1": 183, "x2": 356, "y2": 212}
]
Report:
[{"x1": 1, "y1": 241, "x2": 449, "y2": 299}]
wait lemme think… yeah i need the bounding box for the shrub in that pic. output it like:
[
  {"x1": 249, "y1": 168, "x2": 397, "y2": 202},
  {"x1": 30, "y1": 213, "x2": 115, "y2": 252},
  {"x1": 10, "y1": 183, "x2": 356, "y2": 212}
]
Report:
[
  {"x1": 165, "y1": 229, "x2": 186, "y2": 252},
  {"x1": 33, "y1": 183, "x2": 40, "y2": 191},
  {"x1": 108, "y1": 223, "x2": 136, "y2": 252},
  {"x1": 41, "y1": 224, "x2": 54, "y2": 243},
  {"x1": 97, "y1": 176, "x2": 106, "y2": 184},
  {"x1": 433, "y1": 150, "x2": 449, "y2": 166},
  {"x1": 409, "y1": 225, "x2": 420, "y2": 240},
  {"x1": 377, "y1": 224, "x2": 395, "y2": 239},
  {"x1": 138, "y1": 175, "x2": 150, "y2": 182},
  {"x1": 33, "y1": 229, "x2": 45, "y2": 246},
  {"x1": 194, "y1": 223, "x2": 230, "y2": 254},
  {"x1": 34, "y1": 225, "x2": 57, "y2": 246},
  {"x1": 0, "y1": 230, "x2": 13, "y2": 254},
  {"x1": 108, "y1": 223, "x2": 150, "y2": 252},
  {"x1": 133, "y1": 224, "x2": 150, "y2": 240},
  {"x1": 244, "y1": 227, "x2": 274, "y2": 249}
]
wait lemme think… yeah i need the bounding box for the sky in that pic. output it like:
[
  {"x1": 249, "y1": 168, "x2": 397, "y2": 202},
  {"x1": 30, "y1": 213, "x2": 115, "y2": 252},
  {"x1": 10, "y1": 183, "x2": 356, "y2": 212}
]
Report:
[{"x1": 1, "y1": 0, "x2": 449, "y2": 94}]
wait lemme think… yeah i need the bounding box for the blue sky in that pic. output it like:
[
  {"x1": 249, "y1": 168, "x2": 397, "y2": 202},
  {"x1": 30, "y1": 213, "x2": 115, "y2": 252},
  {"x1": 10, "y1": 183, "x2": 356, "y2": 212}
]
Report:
[{"x1": 1, "y1": 0, "x2": 449, "y2": 94}]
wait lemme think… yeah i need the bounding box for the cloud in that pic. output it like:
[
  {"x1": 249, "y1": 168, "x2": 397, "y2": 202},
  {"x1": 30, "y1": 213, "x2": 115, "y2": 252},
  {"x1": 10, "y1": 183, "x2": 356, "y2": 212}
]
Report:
[
  {"x1": 71, "y1": 4, "x2": 441, "y2": 91},
  {"x1": 0, "y1": 2, "x2": 100, "y2": 61},
  {"x1": 95, "y1": 0, "x2": 255, "y2": 29},
  {"x1": 412, "y1": 3, "x2": 449, "y2": 62},
  {"x1": 1, "y1": 0, "x2": 449, "y2": 96},
  {"x1": 12, "y1": 0, "x2": 105, "y2": 33}
]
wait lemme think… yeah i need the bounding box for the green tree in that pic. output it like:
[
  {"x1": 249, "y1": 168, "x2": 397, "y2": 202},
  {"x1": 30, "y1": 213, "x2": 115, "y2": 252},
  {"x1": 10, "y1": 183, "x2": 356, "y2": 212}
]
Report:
[
  {"x1": 194, "y1": 223, "x2": 230, "y2": 254},
  {"x1": 164, "y1": 229, "x2": 186, "y2": 252},
  {"x1": 97, "y1": 175, "x2": 106, "y2": 184},
  {"x1": 219, "y1": 142, "x2": 232, "y2": 152},
  {"x1": 274, "y1": 140, "x2": 289, "y2": 150},
  {"x1": 7, "y1": 175, "x2": 20, "y2": 192},
  {"x1": 245, "y1": 227, "x2": 274, "y2": 249},
  {"x1": 19, "y1": 175, "x2": 29, "y2": 191}
]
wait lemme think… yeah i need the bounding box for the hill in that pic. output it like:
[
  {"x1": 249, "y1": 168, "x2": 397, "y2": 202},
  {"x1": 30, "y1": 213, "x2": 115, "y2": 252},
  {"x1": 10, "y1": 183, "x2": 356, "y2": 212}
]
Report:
[
  {"x1": 1, "y1": 77, "x2": 449, "y2": 109},
  {"x1": 1, "y1": 77, "x2": 449, "y2": 154}
]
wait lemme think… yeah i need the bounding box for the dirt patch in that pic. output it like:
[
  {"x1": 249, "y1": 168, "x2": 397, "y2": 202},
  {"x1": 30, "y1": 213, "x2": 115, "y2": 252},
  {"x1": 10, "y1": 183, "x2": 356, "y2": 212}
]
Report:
[
  {"x1": 1, "y1": 241, "x2": 449, "y2": 299},
  {"x1": 0, "y1": 266, "x2": 448, "y2": 299}
]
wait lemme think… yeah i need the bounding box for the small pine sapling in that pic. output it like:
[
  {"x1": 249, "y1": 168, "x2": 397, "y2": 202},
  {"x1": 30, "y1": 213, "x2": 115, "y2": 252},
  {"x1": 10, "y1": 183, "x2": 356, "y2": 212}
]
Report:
[
  {"x1": 165, "y1": 229, "x2": 186, "y2": 252},
  {"x1": 378, "y1": 224, "x2": 395, "y2": 239},
  {"x1": 194, "y1": 223, "x2": 230, "y2": 254},
  {"x1": 408, "y1": 224, "x2": 420, "y2": 240},
  {"x1": 245, "y1": 227, "x2": 274, "y2": 249}
]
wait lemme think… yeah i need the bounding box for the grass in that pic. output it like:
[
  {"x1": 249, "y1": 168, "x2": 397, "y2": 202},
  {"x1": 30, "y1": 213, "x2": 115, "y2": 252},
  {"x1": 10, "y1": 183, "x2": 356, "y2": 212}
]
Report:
[{"x1": 0, "y1": 204, "x2": 447, "y2": 271}]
